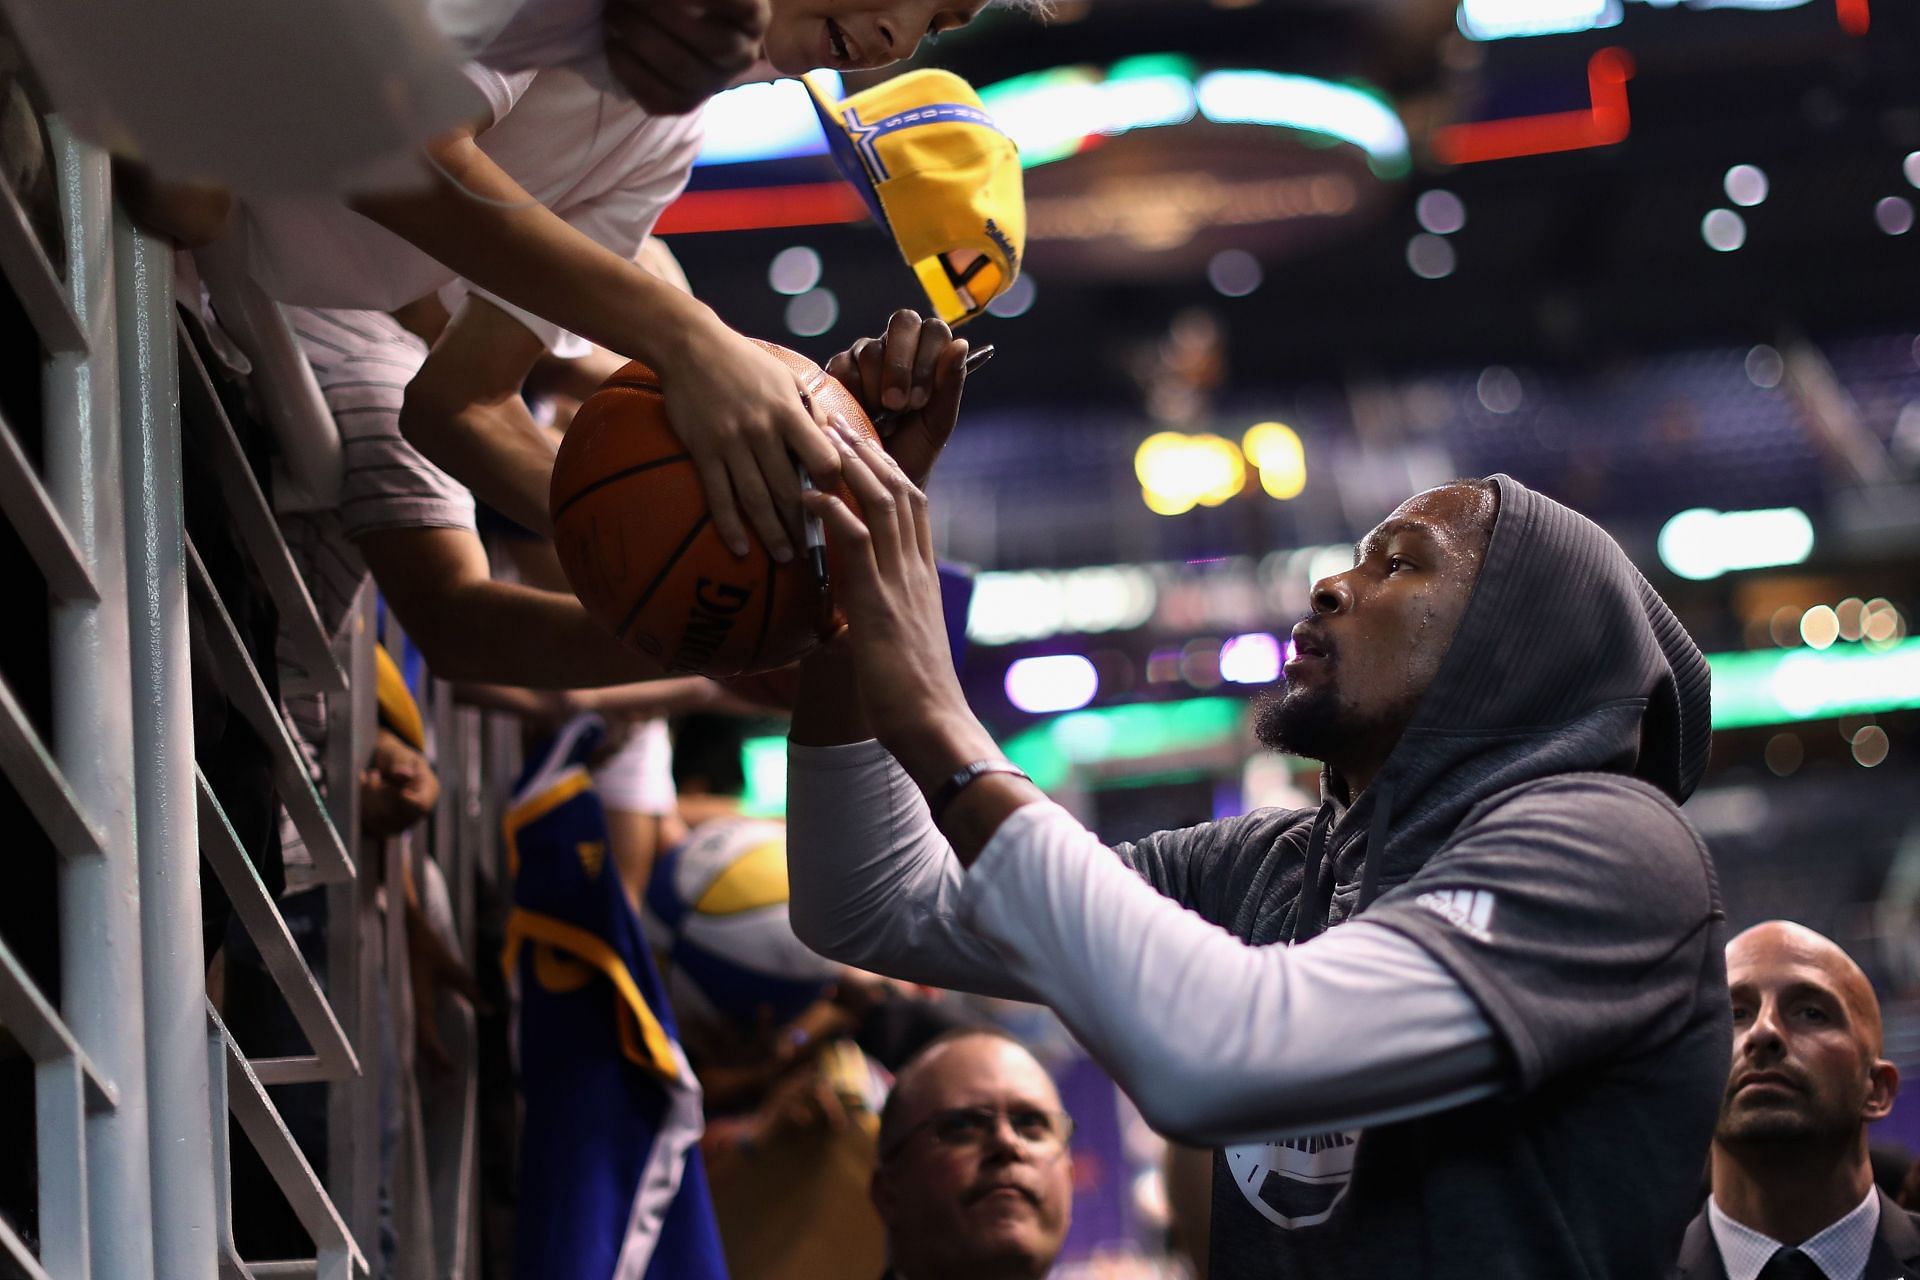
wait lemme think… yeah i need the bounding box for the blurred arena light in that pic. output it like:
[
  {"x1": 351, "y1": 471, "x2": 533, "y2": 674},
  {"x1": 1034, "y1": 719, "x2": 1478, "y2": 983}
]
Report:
[
  {"x1": 1907, "y1": 152, "x2": 1920, "y2": 188},
  {"x1": 741, "y1": 736, "x2": 791, "y2": 816},
  {"x1": 1005, "y1": 655, "x2": 1101, "y2": 714},
  {"x1": 1476, "y1": 366, "x2": 1523, "y2": 413},
  {"x1": 1764, "y1": 732, "x2": 1804, "y2": 777},
  {"x1": 1194, "y1": 71, "x2": 1410, "y2": 177},
  {"x1": 1709, "y1": 640, "x2": 1920, "y2": 728},
  {"x1": 1407, "y1": 234, "x2": 1457, "y2": 280},
  {"x1": 1457, "y1": 0, "x2": 1620, "y2": 41},
  {"x1": 1745, "y1": 345, "x2": 1784, "y2": 388},
  {"x1": 1724, "y1": 165, "x2": 1769, "y2": 207},
  {"x1": 1800, "y1": 605, "x2": 1841, "y2": 650},
  {"x1": 1220, "y1": 633, "x2": 1284, "y2": 684},
  {"x1": 987, "y1": 273, "x2": 1039, "y2": 318},
  {"x1": 1001, "y1": 698, "x2": 1244, "y2": 790},
  {"x1": 1242, "y1": 422, "x2": 1308, "y2": 499},
  {"x1": 784, "y1": 288, "x2": 839, "y2": 337},
  {"x1": 1432, "y1": 48, "x2": 1633, "y2": 165},
  {"x1": 1702, "y1": 209, "x2": 1747, "y2": 252},
  {"x1": 1416, "y1": 190, "x2": 1468, "y2": 235},
  {"x1": 967, "y1": 566, "x2": 1157, "y2": 645},
  {"x1": 768, "y1": 246, "x2": 822, "y2": 296},
  {"x1": 1876, "y1": 196, "x2": 1915, "y2": 236},
  {"x1": 1208, "y1": 250, "x2": 1264, "y2": 297},
  {"x1": 1852, "y1": 725, "x2": 1891, "y2": 768},
  {"x1": 1181, "y1": 638, "x2": 1224, "y2": 689},
  {"x1": 1135, "y1": 431, "x2": 1247, "y2": 516},
  {"x1": 1657, "y1": 506, "x2": 1814, "y2": 580},
  {"x1": 695, "y1": 72, "x2": 843, "y2": 166}
]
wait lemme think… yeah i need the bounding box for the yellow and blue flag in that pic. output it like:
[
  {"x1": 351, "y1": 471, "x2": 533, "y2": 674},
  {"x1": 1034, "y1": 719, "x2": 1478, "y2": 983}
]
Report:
[{"x1": 503, "y1": 715, "x2": 727, "y2": 1280}]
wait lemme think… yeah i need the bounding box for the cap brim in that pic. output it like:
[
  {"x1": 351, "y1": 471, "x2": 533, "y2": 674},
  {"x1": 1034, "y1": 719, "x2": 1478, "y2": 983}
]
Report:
[{"x1": 804, "y1": 73, "x2": 891, "y2": 232}]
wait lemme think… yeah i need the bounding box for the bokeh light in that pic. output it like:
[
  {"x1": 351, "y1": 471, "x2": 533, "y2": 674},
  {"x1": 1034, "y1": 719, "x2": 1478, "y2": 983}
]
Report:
[
  {"x1": 784, "y1": 287, "x2": 839, "y2": 336},
  {"x1": 1852, "y1": 724, "x2": 1890, "y2": 768},
  {"x1": 1415, "y1": 189, "x2": 1467, "y2": 235},
  {"x1": 1135, "y1": 431, "x2": 1247, "y2": 515},
  {"x1": 1477, "y1": 366, "x2": 1523, "y2": 414},
  {"x1": 768, "y1": 246, "x2": 822, "y2": 295},
  {"x1": 1724, "y1": 164, "x2": 1769, "y2": 207},
  {"x1": 1220, "y1": 633, "x2": 1283, "y2": 684},
  {"x1": 1406, "y1": 233, "x2": 1456, "y2": 279},
  {"x1": 1702, "y1": 208, "x2": 1746, "y2": 252},
  {"x1": 1242, "y1": 421, "x2": 1307, "y2": 500},
  {"x1": 1800, "y1": 604, "x2": 1840, "y2": 650},
  {"x1": 988, "y1": 273, "x2": 1038, "y2": 318},
  {"x1": 1876, "y1": 196, "x2": 1915, "y2": 236},
  {"x1": 1207, "y1": 250, "x2": 1263, "y2": 297},
  {"x1": 1764, "y1": 732, "x2": 1804, "y2": 777},
  {"x1": 1744, "y1": 344, "x2": 1783, "y2": 389},
  {"x1": 1004, "y1": 654, "x2": 1099, "y2": 714}
]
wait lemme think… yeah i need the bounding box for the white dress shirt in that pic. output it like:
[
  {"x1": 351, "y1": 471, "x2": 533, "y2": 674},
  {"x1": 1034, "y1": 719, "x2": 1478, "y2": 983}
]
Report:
[{"x1": 1708, "y1": 1186, "x2": 1880, "y2": 1280}]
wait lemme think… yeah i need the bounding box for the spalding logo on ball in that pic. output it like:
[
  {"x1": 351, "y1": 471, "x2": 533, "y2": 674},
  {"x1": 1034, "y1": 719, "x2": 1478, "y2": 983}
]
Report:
[{"x1": 550, "y1": 341, "x2": 874, "y2": 678}]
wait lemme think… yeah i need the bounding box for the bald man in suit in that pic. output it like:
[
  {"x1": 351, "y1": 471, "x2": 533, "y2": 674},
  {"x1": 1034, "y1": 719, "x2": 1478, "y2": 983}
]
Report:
[{"x1": 1674, "y1": 922, "x2": 1920, "y2": 1280}]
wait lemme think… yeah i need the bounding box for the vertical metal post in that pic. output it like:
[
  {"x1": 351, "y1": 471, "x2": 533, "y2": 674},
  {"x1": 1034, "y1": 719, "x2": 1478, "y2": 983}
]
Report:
[
  {"x1": 118, "y1": 207, "x2": 220, "y2": 1276},
  {"x1": 43, "y1": 118, "x2": 157, "y2": 1280},
  {"x1": 328, "y1": 586, "x2": 382, "y2": 1255}
]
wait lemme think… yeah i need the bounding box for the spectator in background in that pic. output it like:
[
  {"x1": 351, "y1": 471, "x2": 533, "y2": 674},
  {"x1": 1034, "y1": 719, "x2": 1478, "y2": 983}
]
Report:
[
  {"x1": 872, "y1": 1028, "x2": 1073, "y2": 1280},
  {"x1": 1674, "y1": 921, "x2": 1920, "y2": 1280}
]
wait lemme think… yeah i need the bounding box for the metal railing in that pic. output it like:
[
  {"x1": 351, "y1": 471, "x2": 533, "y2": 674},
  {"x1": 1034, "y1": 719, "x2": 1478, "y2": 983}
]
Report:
[{"x1": 0, "y1": 102, "x2": 497, "y2": 1280}]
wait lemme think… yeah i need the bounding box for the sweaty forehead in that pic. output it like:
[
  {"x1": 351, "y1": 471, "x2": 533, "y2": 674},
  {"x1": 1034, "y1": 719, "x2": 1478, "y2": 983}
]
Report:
[{"x1": 1364, "y1": 485, "x2": 1496, "y2": 559}]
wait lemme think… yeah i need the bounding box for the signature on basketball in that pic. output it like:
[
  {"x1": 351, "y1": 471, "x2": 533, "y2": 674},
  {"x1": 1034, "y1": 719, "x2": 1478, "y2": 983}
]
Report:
[{"x1": 669, "y1": 577, "x2": 752, "y2": 673}]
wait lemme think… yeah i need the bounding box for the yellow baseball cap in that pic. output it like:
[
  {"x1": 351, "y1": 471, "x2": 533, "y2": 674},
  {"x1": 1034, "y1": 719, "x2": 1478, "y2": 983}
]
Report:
[{"x1": 806, "y1": 69, "x2": 1025, "y2": 326}]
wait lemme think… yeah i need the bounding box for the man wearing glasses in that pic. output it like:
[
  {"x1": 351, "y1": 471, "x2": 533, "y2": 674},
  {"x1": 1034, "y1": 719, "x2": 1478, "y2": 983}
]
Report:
[{"x1": 871, "y1": 1029, "x2": 1075, "y2": 1280}]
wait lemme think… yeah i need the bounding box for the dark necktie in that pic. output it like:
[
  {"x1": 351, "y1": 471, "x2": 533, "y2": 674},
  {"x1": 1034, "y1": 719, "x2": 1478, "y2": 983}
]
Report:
[{"x1": 1758, "y1": 1246, "x2": 1829, "y2": 1280}]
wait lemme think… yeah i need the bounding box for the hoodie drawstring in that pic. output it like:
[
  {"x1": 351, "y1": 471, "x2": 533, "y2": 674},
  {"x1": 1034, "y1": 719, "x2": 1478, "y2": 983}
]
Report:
[
  {"x1": 1355, "y1": 780, "x2": 1394, "y2": 915},
  {"x1": 1290, "y1": 806, "x2": 1333, "y2": 944}
]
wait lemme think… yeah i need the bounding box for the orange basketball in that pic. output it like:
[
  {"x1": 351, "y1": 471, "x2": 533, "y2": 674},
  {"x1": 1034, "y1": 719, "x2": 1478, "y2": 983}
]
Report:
[{"x1": 550, "y1": 340, "x2": 874, "y2": 678}]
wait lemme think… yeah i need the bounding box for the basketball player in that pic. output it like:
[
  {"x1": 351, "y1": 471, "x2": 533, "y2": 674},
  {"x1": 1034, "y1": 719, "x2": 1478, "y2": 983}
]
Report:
[{"x1": 781, "y1": 342, "x2": 1730, "y2": 1279}]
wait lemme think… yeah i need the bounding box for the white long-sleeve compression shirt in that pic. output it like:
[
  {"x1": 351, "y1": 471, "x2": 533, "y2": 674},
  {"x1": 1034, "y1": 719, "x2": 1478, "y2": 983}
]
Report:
[{"x1": 786, "y1": 739, "x2": 1507, "y2": 1146}]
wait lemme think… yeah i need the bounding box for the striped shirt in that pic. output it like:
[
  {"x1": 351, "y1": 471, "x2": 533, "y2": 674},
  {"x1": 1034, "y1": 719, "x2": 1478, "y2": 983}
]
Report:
[{"x1": 276, "y1": 306, "x2": 476, "y2": 885}]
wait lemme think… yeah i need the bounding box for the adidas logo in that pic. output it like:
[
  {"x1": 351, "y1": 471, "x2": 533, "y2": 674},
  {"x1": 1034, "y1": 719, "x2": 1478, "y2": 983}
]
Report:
[{"x1": 1415, "y1": 888, "x2": 1495, "y2": 942}]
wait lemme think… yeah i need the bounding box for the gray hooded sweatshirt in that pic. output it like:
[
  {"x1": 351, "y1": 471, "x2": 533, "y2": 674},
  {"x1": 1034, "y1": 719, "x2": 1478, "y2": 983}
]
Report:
[{"x1": 788, "y1": 474, "x2": 1730, "y2": 1278}]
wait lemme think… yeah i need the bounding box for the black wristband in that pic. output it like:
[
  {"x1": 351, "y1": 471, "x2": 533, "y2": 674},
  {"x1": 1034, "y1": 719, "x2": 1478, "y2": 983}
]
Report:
[{"x1": 928, "y1": 760, "x2": 1033, "y2": 824}]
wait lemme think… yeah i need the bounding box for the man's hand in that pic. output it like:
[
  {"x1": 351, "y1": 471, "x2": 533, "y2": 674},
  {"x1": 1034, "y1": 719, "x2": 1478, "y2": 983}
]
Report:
[
  {"x1": 604, "y1": 0, "x2": 771, "y2": 116},
  {"x1": 825, "y1": 311, "x2": 970, "y2": 487},
  {"x1": 800, "y1": 421, "x2": 997, "y2": 783}
]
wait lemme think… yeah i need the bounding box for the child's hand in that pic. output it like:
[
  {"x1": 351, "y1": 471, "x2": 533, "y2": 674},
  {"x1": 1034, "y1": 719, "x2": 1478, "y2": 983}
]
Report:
[
  {"x1": 604, "y1": 0, "x2": 770, "y2": 116},
  {"x1": 825, "y1": 311, "x2": 970, "y2": 488},
  {"x1": 659, "y1": 323, "x2": 839, "y2": 562}
]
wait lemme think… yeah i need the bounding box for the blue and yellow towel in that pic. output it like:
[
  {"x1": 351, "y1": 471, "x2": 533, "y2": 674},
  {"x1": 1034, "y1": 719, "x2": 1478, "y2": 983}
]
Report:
[{"x1": 504, "y1": 714, "x2": 727, "y2": 1280}]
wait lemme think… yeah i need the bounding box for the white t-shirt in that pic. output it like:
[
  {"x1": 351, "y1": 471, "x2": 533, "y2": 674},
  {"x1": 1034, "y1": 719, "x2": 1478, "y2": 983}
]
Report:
[{"x1": 236, "y1": 55, "x2": 703, "y2": 350}]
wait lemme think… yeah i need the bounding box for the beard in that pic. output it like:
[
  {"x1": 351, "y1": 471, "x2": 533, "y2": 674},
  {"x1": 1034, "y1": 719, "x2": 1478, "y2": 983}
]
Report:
[{"x1": 1254, "y1": 680, "x2": 1344, "y2": 760}]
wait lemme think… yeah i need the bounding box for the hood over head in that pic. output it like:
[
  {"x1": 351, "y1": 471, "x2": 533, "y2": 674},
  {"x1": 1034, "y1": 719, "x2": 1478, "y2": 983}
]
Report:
[{"x1": 1291, "y1": 474, "x2": 1712, "y2": 941}]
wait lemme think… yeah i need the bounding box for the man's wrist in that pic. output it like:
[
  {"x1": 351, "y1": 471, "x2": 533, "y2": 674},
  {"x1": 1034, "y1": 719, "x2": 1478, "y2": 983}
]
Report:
[{"x1": 889, "y1": 711, "x2": 1000, "y2": 796}]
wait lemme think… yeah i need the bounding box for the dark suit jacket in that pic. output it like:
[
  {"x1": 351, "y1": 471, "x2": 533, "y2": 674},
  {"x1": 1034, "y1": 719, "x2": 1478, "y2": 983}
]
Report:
[{"x1": 1672, "y1": 1189, "x2": 1920, "y2": 1280}]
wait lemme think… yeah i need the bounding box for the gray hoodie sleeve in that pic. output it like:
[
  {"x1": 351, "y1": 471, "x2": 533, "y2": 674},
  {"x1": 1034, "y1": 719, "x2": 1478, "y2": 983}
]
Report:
[
  {"x1": 788, "y1": 741, "x2": 1504, "y2": 1143},
  {"x1": 1360, "y1": 773, "x2": 1721, "y2": 1091}
]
